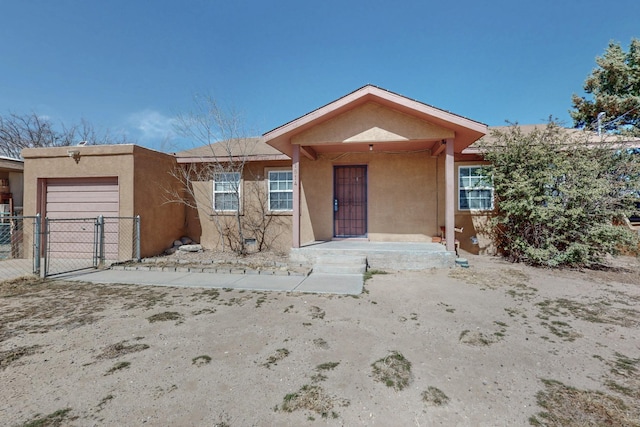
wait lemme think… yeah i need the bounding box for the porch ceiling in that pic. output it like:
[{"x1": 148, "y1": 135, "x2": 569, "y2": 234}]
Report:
[{"x1": 263, "y1": 85, "x2": 487, "y2": 157}]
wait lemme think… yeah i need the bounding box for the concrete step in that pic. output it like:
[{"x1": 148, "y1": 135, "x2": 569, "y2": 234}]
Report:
[
  {"x1": 316, "y1": 255, "x2": 366, "y2": 265},
  {"x1": 290, "y1": 242, "x2": 455, "y2": 270},
  {"x1": 313, "y1": 264, "x2": 367, "y2": 274},
  {"x1": 312, "y1": 255, "x2": 367, "y2": 275}
]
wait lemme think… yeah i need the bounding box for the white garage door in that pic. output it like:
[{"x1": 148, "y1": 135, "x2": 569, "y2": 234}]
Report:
[{"x1": 45, "y1": 177, "x2": 119, "y2": 259}]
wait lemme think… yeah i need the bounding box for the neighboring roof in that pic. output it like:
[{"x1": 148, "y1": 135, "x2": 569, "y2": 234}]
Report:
[
  {"x1": 464, "y1": 124, "x2": 640, "y2": 154},
  {"x1": 0, "y1": 155, "x2": 24, "y2": 172},
  {"x1": 174, "y1": 137, "x2": 289, "y2": 163},
  {"x1": 263, "y1": 84, "x2": 488, "y2": 156}
]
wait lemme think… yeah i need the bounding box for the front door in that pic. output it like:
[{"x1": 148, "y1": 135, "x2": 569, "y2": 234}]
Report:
[{"x1": 334, "y1": 165, "x2": 367, "y2": 237}]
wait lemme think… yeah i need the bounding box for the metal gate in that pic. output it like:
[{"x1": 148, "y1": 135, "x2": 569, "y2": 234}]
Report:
[
  {"x1": 0, "y1": 215, "x2": 140, "y2": 279},
  {"x1": 43, "y1": 215, "x2": 140, "y2": 277}
]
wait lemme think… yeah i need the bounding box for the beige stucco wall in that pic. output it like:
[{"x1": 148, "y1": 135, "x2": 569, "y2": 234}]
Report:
[
  {"x1": 297, "y1": 152, "x2": 496, "y2": 254},
  {"x1": 299, "y1": 151, "x2": 441, "y2": 245},
  {"x1": 187, "y1": 153, "x2": 497, "y2": 255},
  {"x1": 292, "y1": 102, "x2": 454, "y2": 145},
  {"x1": 453, "y1": 160, "x2": 495, "y2": 255},
  {"x1": 188, "y1": 160, "x2": 293, "y2": 253},
  {"x1": 131, "y1": 146, "x2": 186, "y2": 257},
  {"x1": 22, "y1": 145, "x2": 185, "y2": 259}
]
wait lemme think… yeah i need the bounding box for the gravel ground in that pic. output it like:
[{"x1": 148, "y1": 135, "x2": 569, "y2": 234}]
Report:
[{"x1": 1, "y1": 253, "x2": 639, "y2": 426}]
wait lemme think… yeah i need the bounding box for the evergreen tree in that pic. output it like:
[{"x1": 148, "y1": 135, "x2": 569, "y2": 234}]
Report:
[{"x1": 571, "y1": 38, "x2": 640, "y2": 136}]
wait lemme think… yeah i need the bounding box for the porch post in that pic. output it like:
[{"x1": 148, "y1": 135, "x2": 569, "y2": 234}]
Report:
[
  {"x1": 292, "y1": 144, "x2": 300, "y2": 248},
  {"x1": 445, "y1": 138, "x2": 455, "y2": 252}
]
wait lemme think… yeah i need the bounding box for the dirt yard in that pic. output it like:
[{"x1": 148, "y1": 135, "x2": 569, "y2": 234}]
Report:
[{"x1": 1, "y1": 253, "x2": 639, "y2": 426}]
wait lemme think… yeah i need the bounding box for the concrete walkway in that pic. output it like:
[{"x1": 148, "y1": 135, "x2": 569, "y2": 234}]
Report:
[{"x1": 57, "y1": 268, "x2": 363, "y2": 295}]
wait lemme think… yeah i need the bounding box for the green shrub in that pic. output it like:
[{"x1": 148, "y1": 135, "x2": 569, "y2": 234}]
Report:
[{"x1": 480, "y1": 122, "x2": 640, "y2": 267}]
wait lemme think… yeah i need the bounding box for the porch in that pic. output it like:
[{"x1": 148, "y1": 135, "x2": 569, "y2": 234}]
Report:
[
  {"x1": 262, "y1": 85, "x2": 488, "y2": 255},
  {"x1": 290, "y1": 240, "x2": 456, "y2": 270}
]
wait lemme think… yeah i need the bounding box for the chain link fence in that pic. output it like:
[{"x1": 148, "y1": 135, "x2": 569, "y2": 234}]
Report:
[
  {"x1": 103, "y1": 216, "x2": 141, "y2": 264},
  {"x1": 44, "y1": 216, "x2": 140, "y2": 277},
  {"x1": 0, "y1": 216, "x2": 39, "y2": 281},
  {"x1": 0, "y1": 215, "x2": 140, "y2": 280}
]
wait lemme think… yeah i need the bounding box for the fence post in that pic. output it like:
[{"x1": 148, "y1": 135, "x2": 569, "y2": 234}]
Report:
[
  {"x1": 41, "y1": 216, "x2": 48, "y2": 278},
  {"x1": 34, "y1": 214, "x2": 41, "y2": 275},
  {"x1": 97, "y1": 215, "x2": 105, "y2": 267},
  {"x1": 135, "y1": 215, "x2": 141, "y2": 262}
]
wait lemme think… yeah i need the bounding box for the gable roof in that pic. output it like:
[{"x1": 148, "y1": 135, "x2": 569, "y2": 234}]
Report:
[{"x1": 263, "y1": 84, "x2": 488, "y2": 156}]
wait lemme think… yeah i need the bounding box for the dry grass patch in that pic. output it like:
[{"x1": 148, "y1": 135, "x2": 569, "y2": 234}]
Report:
[
  {"x1": 539, "y1": 320, "x2": 582, "y2": 342},
  {"x1": 190, "y1": 288, "x2": 220, "y2": 302},
  {"x1": 97, "y1": 339, "x2": 149, "y2": 359},
  {"x1": 279, "y1": 384, "x2": 349, "y2": 419},
  {"x1": 220, "y1": 294, "x2": 253, "y2": 306},
  {"x1": 537, "y1": 298, "x2": 639, "y2": 328},
  {"x1": 96, "y1": 394, "x2": 114, "y2": 411},
  {"x1": 0, "y1": 276, "x2": 48, "y2": 297},
  {"x1": 449, "y1": 266, "x2": 530, "y2": 290},
  {"x1": 20, "y1": 407, "x2": 73, "y2": 427},
  {"x1": 422, "y1": 386, "x2": 450, "y2": 406},
  {"x1": 529, "y1": 379, "x2": 640, "y2": 426},
  {"x1": 0, "y1": 345, "x2": 41, "y2": 370},
  {"x1": 312, "y1": 337, "x2": 329, "y2": 349},
  {"x1": 309, "y1": 306, "x2": 325, "y2": 319},
  {"x1": 459, "y1": 329, "x2": 499, "y2": 346},
  {"x1": 105, "y1": 361, "x2": 130, "y2": 376},
  {"x1": 363, "y1": 269, "x2": 388, "y2": 282},
  {"x1": 371, "y1": 351, "x2": 412, "y2": 391},
  {"x1": 316, "y1": 361, "x2": 340, "y2": 371},
  {"x1": 602, "y1": 352, "x2": 640, "y2": 400},
  {"x1": 263, "y1": 348, "x2": 290, "y2": 368},
  {"x1": 192, "y1": 355, "x2": 212, "y2": 366},
  {"x1": 0, "y1": 279, "x2": 173, "y2": 344},
  {"x1": 311, "y1": 361, "x2": 340, "y2": 383},
  {"x1": 146, "y1": 311, "x2": 183, "y2": 323}
]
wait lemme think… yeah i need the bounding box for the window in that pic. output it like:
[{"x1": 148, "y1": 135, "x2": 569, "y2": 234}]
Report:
[
  {"x1": 213, "y1": 172, "x2": 240, "y2": 211},
  {"x1": 268, "y1": 170, "x2": 293, "y2": 211},
  {"x1": 459, "y1": 166, "x2": 493, "y2": 210}
]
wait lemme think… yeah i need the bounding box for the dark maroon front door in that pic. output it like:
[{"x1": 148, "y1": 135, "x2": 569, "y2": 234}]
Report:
[{"x1": 334, "y1": 166, "x2": 367, "y2": 237}]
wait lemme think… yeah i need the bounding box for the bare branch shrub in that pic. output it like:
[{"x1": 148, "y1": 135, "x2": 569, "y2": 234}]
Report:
[{"x1": 164, "y1": 94, "x2": 283, "y2": 254}]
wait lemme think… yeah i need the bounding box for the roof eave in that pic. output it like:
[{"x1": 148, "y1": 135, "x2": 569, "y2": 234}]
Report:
[
  {"x1": 176, "y1": 154, "x2": 290, "y2": 164},
  {"x1": 262, "y1": 85, "x2": 487, "y2": 156}
]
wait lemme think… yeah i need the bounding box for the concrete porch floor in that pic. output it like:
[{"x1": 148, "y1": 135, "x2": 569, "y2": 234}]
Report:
[{"x1": 290, "y1": 240, "x2": 456, "y2": 270}]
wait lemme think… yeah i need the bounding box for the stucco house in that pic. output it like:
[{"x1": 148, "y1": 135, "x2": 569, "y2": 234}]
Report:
[
  {"x1": 176, "y1": 85, "x2": 491, "y2": 256},
  {"x1": 22, "y1": 85, "x2": 496, "y2": 264}
]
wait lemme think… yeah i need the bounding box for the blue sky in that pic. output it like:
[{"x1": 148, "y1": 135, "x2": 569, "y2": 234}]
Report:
[{"x1": 1, "y1": 0, "x2": 639, "y2": 152}]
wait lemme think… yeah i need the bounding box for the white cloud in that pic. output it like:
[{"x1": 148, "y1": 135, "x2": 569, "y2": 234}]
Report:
[{"x1": 127, "y1": 109, "x2": 177, "y2": 145}]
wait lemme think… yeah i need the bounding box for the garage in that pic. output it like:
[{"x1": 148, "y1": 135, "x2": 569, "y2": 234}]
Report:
[
  {"x1": 44, "y1": 177, "x2": 119, "y2": 259},
  {"x1": 23, "y1": 144, "x2": 186, "y2": 262}
]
